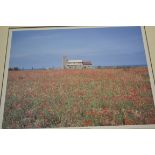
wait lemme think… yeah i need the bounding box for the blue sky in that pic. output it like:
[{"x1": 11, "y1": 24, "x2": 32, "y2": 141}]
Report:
[{"x1": 9, "y1": 27, "x2": 147, "y2": 69}]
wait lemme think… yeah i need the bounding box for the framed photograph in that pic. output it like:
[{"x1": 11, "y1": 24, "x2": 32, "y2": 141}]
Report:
[{"x1": 0, "y1": 26, "x2": 155, "y2": 128}]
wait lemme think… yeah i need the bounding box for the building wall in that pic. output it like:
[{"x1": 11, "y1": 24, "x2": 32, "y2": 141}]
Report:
[
  {"x1": 65, "y1": 62, "x2": 83, "y2": 69},
  {"x1": 83, "y1": 65, "x2": 92, "y2": 69},
  {"x1": 65, "y1": 62, "x2": 92, "y2": 69}
]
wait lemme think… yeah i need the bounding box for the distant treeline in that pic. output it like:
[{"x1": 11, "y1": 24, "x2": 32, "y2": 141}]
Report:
[
  {"x1": 9, "y1": 67, "x2": 20, "y2": 71},
  {"x1": 95, "y1": 65, "x2": 147, "y2": 69},
  {"x1": 9, "y1": 67, "x2": 47, "y2": 71},
  {"x1": 9, "y1": 65, "x2": 147, "y2": 71}
]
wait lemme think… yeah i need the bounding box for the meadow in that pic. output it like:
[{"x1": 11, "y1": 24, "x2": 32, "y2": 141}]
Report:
[{"x1": 2, "y1": 67, "x2": 155, "y2": 128}]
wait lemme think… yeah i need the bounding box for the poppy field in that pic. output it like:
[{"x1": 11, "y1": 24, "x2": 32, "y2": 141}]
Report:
[{"x1": 2, "y1": 67, "x2": 155, "y2": 128}]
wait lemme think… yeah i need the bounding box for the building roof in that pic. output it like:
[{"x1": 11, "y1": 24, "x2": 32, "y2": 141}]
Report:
[
  {"x1": 66, "y1": 59, "x2": 92, "y2": 65},
  {"x1": 67, "y1": 60, "x2": 83, "y2": 63},
  {"x1": 67, "y1": 64, "x2": 83, "y2": 66}
]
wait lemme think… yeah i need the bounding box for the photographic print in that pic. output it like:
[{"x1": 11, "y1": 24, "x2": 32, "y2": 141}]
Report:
[{"x1": 2, "y1": 27, "x2": 155, "y2": 128}]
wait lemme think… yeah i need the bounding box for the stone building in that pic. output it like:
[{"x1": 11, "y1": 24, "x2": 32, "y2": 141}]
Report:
[{"x1": 63, "y1": 56, "x2": 92, "y2": 69}]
